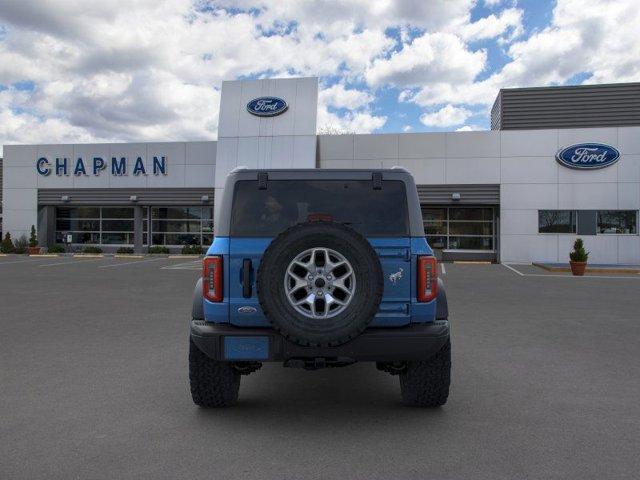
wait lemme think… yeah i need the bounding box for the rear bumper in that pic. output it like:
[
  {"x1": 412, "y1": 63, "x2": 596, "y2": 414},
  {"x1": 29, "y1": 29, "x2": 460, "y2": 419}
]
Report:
[{"x1": 190, "y1": 320, "x2": 450, "y2": 363}]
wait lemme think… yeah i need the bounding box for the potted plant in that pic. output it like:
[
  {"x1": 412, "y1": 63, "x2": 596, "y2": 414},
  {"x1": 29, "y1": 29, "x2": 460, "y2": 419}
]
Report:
[
  {"x1": 569, "y1": 238, "x2": 589, "y2": 276},
  {"x1": 28, "y1": 225, "x2": 41, "y2": 255}
]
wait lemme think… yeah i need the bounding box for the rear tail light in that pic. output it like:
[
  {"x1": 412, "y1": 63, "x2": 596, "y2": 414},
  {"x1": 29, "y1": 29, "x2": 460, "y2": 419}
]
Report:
[
  {"x1": 203, "y1": 256, "x2": 223, "y2": 302},
  {"x1": 417, "y1": 256, "x2": 438, "y2": 302}
]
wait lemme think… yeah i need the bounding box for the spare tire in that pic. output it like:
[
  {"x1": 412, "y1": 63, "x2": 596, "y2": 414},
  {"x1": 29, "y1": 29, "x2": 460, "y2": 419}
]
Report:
[{"x1": 257, "y1": 221, "x2": 383, "y2": 347}]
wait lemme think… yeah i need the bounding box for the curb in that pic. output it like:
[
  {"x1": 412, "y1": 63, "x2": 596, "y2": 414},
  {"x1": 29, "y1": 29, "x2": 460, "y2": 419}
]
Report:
[
  {"x1": 114, "y1": 254, "x2": 145, "y2": 259},
  {"x1": 73, "y1": 254, "x2": 105, "y2": 258},
  {"x1": 30, "y1": 254, "x2": 59, "y2": 258},
  {"x1": 168, "y1": 254, "x2": 202, "y2": 259},
  {"x1": 533, "y1": 262, "x2": 640, "y2": 275},
  {"x1": 453, "y1": 260, "x2": 492, "y2": 265}
]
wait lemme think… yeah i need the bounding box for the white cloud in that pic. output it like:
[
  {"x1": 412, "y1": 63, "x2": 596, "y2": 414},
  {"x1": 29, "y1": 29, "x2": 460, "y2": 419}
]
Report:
[
  {"x1": 4, "y1": 0, "x2": 473, "y2": 150},
  {"x1": 317, "y1": 82, "x2": 384, "y2": 133},
  {"x1": 212, "y1": 0, "x2": 475, "y2": 32},
  {"x1": 456, "y1": 124, "x2": 484, "y2": 131},
  {"x1": 420, "y1": 105, "x2": 472, "y2": 127},
  {"x1": 402, "y1": 125, "x2": 412, "y2": 132},
  {"x1": 458, "y1": 7, "x2": 523, "y2": 42},
  {"x1": 500, "y1": 0, "x2": 640, "y2": 85},
  {"x1": 317, "y1": 106, "x2": 386, "y2": 134},
  {"x1": 0, "y1": 0, "x2": 639, "y2": 150},
  {"x1": 319, "y1": 84, "x2": 373, "y2": 110},
  {"x1": 366, "y1": 32, "x2": 486, "y2": 87},
  {"x1": 405, "y1": 0, "x2": 640, "y2": 109}
]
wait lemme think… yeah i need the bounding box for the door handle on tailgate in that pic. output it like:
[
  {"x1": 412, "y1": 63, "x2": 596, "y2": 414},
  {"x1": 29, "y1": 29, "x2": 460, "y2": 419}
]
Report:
[
  {"x1": 375, "y1": 249, "x2": 410, "y2": 261},
  {"x1": 242, "y1": 259, "x2": 252, "y2": 298}
]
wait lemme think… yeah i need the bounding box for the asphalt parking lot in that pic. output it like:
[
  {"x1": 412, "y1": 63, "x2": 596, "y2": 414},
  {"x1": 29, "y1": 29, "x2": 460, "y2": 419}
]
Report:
[{"x1": 1, "y1": 256, "x2": 639, "y2": 479}]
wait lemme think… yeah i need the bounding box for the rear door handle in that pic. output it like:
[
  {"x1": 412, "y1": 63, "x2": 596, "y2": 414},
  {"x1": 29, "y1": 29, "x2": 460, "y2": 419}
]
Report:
[
  {"x1": 375, "y1": 249, "x2": 410, "y2": 261},
  {"x1": 242, "y1": 259, "x2": 252, "y2": 298}
]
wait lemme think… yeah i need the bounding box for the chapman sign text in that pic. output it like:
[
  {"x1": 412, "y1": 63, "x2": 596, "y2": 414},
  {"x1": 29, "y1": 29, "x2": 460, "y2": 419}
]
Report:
[{"x1": 36, "y1": 156, "x2": 168, "y2": 177}]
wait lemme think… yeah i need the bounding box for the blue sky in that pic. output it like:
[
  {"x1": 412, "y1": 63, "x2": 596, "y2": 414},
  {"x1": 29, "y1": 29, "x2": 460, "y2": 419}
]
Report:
[{"x1": 0, "y1": 0, "x2": 638, "y2": 151}]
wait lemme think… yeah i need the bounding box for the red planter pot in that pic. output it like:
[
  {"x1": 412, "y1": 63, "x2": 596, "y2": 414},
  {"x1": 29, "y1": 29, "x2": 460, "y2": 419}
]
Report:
[
  {"x1": 27, "y1": 246, "x2": 41, "y2": 255},
  {"x1": 570, "y1": 261, "x2": 587, "y2": 276}
]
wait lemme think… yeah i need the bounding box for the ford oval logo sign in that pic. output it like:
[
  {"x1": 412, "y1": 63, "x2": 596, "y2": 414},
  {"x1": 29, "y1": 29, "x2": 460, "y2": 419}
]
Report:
[
  {"x1": 556, "y1": 143, "x2": 620, "y2": 170},
  {"x1": 237, "y1": 306, "x2": 257, "y2": 314},
  {"x1": 247, "y1": 97, "x2": 288, "y2": 117}
]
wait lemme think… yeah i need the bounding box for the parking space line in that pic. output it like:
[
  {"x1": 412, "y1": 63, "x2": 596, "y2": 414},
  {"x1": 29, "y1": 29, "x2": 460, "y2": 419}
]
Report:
[
  {"x1": 0, "y1": 257, "x2": 53, "y2": 266},
  {"x1": 503, "y1": 263, "x2": 640, "y2": 280},
  {"x1": 502, "y1": 263, "x2": 525, "y2": 276},
  {"x1": 440, "y1": 263, "x2": 446, "y2": 275},
  {"x1": 161, "y1": 260, "x2": 201, "y2": 270},
  {"x1": 98, "y1": 257, "x2": 165, "y2": 269},
  {"x1": 39, "y1": 258, "x2": 106, "y2": 267}
]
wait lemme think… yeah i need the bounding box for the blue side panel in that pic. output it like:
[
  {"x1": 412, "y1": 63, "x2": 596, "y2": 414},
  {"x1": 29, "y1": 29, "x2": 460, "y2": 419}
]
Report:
[
  {"x1": 203, "y1": 237, "x2": 230, "y2": 323},
  {"x1": 206, "y1": 237, "x2": 229, "y2": 257},
  {"x1": 223, "y1": 336, "x2": 269, "y2": 360},
  {"x1": 368, "y1": 237, "x2": 411, "y2": 327},
  {"x1": 203, "y1": 235, "x2": 437, "y2": 326},
  {"x1": 228, "y1": 237, "x2": 272, "y2": 327}
]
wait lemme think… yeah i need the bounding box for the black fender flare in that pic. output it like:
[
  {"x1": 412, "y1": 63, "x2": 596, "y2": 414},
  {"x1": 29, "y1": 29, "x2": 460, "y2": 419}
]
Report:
[
  {"x1": 436, "y1": 278, "x2": 448, "y2": 320},
  {"x1": 192, "y1": 277, "x2": 204, "y2": 320}
]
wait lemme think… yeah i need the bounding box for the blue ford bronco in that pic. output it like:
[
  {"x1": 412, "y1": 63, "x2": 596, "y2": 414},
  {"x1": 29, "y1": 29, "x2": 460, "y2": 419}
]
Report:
[{"x1": 190, "y1": 168, "x2": 451, "y2": 407}]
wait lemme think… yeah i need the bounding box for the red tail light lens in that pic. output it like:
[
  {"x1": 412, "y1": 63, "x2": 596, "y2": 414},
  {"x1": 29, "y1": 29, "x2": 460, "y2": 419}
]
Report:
[
  {"x1": 417, "y1": 256, "x2": 438, "y2": 302},
  {"x1": 203, "y1": 256, "x2": 223, "y2": 302}
]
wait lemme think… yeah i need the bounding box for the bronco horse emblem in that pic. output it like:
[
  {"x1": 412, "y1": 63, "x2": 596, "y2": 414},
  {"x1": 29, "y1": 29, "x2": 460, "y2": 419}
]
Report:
[{"x1": 388, "y1": 268, "x2": 403, "y2": 285}]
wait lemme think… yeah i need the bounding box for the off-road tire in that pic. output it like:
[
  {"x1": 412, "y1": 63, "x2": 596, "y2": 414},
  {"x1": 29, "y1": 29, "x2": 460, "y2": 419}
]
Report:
[
  {"x1": 189, "y1": 337, "x2": 240, "y2": 407},
  {"x1": 400, "y1": 339, "x2": 451, "y2": 407},
  {"x1": 257, "y1": 221, "x2": 383, "y2": 348}
]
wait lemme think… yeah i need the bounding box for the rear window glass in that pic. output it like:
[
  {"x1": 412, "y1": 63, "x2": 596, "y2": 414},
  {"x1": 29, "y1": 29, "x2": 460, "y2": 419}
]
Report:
[{"x1": 230, "y1": 180, "x2": 409, "y2": 237}]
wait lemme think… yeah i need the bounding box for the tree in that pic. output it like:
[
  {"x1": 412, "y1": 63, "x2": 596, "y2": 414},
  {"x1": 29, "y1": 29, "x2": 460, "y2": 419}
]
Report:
[
  {"x1": 569, "y1": 238, "x2": 589, "y2": 262},
  {"x1": 317, "y1": 124, "x2": 355, "y2": 135},
  {"x1": 29, "y1": 225, "x2": 38, "y2": 247},
  {"x1": 1, "y1": 232, "x2": 15, "y2": 253}
]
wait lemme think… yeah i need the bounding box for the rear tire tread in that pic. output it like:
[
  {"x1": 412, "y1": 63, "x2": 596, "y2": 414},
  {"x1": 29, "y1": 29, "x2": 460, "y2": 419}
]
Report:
[
  {"x1": 189, "y1": 337, "x2": 240, "y2": 407},
  {"x1": 400, "y1": 339, "x2": 451, "y2": 407}
]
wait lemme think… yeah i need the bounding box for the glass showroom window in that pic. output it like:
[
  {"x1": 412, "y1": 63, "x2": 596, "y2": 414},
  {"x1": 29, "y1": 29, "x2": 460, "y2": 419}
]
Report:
[
  {"x1": 423, "y1": 207, "x2": 494, "y2": 250},
  {"x1": 150, "y1": 206, "x2": 214, "y2": 246},
  {"x1": 55, "y1": 207, "x2": 135, "y2": 244},
  {"x1": 422, "y1": 208, "x2": 447, "y2": 249},
  {"x1": 538, "y1": 210, "x2": 577, "y2": 233},
  {"x1": 597, "y1": 210, "x2": 638, "y2": 234},
  {"x1": 101, "y1": 207, "x2": 135, "y2": 244}
]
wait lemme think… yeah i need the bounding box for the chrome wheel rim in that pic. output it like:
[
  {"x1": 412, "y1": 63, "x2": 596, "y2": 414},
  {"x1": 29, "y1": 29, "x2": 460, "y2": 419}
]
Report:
[{"x1": 284, "y1": 247, "x2": 356, "y2": 319}]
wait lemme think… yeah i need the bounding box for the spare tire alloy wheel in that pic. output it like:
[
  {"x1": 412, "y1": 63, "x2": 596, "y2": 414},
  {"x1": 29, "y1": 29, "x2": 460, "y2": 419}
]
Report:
[
  {"x1": 285, "y1": 247, "x2": 355, "y2": 319},
  {"x1": 257, "y1": 222, "x2": 383, "y2": 347}
]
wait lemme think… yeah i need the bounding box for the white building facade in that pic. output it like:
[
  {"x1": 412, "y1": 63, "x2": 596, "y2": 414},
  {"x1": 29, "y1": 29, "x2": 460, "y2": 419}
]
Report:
[{"x1": 2, "y1": 77, "x2": 639, "y2": 264}]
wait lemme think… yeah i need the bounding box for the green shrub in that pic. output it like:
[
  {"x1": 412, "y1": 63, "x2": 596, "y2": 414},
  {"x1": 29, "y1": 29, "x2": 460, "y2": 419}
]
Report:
[
  {"x1": 181, "y1": 244, "x2": 204, "y2": 255},
  {"x1": 13, "y1": 235, "x2": 29, "y2": 254},
  {"x1": 116, "y1": 247, "x2": 135, "y2": 254},
  {"x1": 48, "y1": 244, "x2": 66, "y2": 254},
  {"x1": 148, "y1": 245, "x2": 170, "y2": 254},
  {"x1": 29, "y1": 225, "x2": 38, "y2": 247},
  {"x1": 569, "y1": 238, "x2": 589, "y2": 262},
  {"x1": 82, "y1": 246, "x2": 103, "y2": 254},
  {"x1": 1, "y1": 233, "x2": 14, "y2": 253}
]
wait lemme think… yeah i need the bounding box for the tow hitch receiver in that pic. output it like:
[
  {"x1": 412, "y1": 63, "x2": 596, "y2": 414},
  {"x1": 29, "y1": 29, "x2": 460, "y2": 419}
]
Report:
[{"x1": 284, "y1": 357, "x2": 356, "y2": 370}]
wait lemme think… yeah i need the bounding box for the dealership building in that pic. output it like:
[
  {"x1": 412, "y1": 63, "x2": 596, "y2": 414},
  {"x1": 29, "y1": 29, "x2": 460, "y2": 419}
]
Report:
[{"x1": 1, "y1": 78, "x2": 639, "y2": 264}]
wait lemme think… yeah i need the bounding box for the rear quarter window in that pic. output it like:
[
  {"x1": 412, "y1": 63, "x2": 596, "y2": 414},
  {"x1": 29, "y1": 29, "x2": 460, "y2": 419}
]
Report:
[{"x1": 230, "y1": 180, "x2": 409, "y2": 237}]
